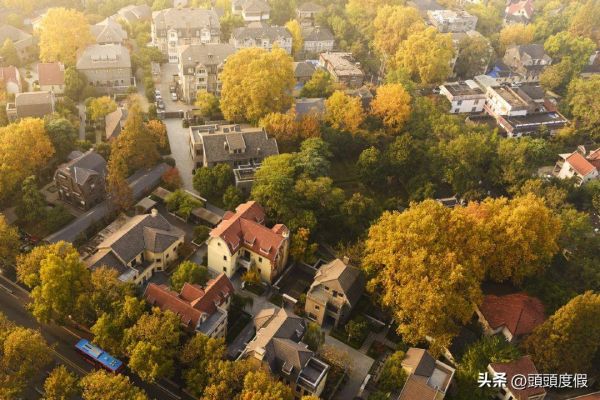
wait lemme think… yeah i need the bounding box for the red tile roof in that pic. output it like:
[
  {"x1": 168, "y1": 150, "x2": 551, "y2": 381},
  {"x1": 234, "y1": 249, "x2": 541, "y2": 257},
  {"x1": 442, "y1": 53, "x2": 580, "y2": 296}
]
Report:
[
  {"x1": 587, "y1": 148, "x2": 600, "y2": 170},
  {"x1": 566, "y1": 152, "x2": 597, "y2": 177},
  {"x1": 0, "y1": 66, "x2": 19, "y2": 85},
  {"x1": 143, "y1": 273, "x2": 234, "y2": 329},
  {"x1": 506, "y1": 0, "x2": 534, "y2": 18},
  {"x1": 209, "y1": 201, "x2": 288, "y2": 264},
  {"x1": 480, "y1": 293, "x2": 545, "y2": 337},
  {"x1": 490, "y1": 356, "x2": 546, "y2": 400},
  {"x1": 37, "y1": 62, "x2": 65, "y2": 86}
]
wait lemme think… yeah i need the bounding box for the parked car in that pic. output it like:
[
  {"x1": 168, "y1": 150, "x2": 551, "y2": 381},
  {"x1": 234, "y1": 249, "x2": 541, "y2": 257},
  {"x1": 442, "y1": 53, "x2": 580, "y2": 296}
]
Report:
[
  {"x1": 155, "y1": 89, "x2": 161, "y2": 96},
  {"x1": 171, "y1": 92, "x2": 178, "y2": 101},
  {"x1": 169, "y1": 84, "x2": 176, "y2": 93},
  {"x1": 156, "y1": 101, "x2": 165, "y2": 110}
]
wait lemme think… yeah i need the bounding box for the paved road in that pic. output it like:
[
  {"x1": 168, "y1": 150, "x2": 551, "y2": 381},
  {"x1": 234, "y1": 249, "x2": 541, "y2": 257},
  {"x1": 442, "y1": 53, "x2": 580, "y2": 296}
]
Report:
[
  {"x1": 77, "y1": 103, "x2": 86, "y2": 141},
  {"x1": 45, "y1": 163, "x2": 170, "y2": 243},
  {"x1": 0, "y1": 274, "x2": 191, "y2": 400}
]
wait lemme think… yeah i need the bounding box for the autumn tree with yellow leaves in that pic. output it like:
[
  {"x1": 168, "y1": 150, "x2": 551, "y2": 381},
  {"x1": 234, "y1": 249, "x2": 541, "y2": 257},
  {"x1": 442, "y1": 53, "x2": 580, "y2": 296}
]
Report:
[
  {"x1": 371, "y1": 83, "x2": 412, "y2": 131},
  {"x1": 220, "y1": 48, "x2": 295, "y2": 123},
  {"x1": 324, "y1": 91, "x2": 365, "y2": 133},
  {"x1": 285, "y1": 19, "x2": 304, "y2": 58},
  {"x1": 373, "y1": 5, "x2": 424, "y2": 57},
  {"x1": 38, "y1": 8, "x2": 94, "y2": 65}
]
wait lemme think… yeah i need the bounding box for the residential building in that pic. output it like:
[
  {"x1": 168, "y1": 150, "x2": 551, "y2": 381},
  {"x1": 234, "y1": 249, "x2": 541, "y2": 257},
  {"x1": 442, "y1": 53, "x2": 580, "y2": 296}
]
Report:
[
  {"x1": 144, "y1": 274, "x2": 234, "y2": 338},
  {"x1": 207, "y1": 201, "x2": 289, "y2": 283},
  {"x1": 54, "y1": 150, "x2": 107, "y2": 210},
  {"x1": 439, "y1": 80, "x2": 486, "y2": 113},
  {"x1": 297, "y1": 2, "x2": 325, "y2": 27},
  {"x1": 305, "y1": 258, "x2": 364, "y2": 329},
  {"x1": 503, "y1": 44, "x2": 552, "y2": 83},
  {"x1": 294, "y1": 61, "x2": 316, "y2": 84},
  {"x1": 427, "y1": 9, "x2": 478, "y2": 33},
  {"x1": 37, "y1": 62, "x2": 65, "y2": 95},
  {"x1": 505, "y1": 0, "x2": 534, "y2": 24},
  {"x1": 319, "y1": 52, "x2": 364, "y2": 88},
  {"x1": 0, "y1": 66, "x2": 21, "y2": 94},
  {"x1": 302, "y1": 26, "x2": 334, "y2": 54},
  {"x1": 91, "y1": 17, "x2": 128, "y2": 45},
  {"x1": 553, "y1": 147, "x2": 600, "y2": 186},
  {"x1": 105, "y1": 107, "x2": 128, "y2": 140},
  {"x1": 242, "y1": 308, "x2": 329, "y2": 398},
  {"x1": 86, "y1": 209, "x2": 185, "y2": 285},
  {"x1": 152, "y1": 8, "x2": 221, "y2": 63},
  {"x1": 0, "y1": 25, "x2": 36, "y2": 62},
  {"x1": 6, "y1": 91, "x2": 55, "y2": 122},
  {"x1": 177, "y1": 43, "x2": 236, "y2": 103},
  {"x1": 398, "y1": 348, "x2": 455, "y2": 400},
  {"x1": 188, "y1": 123, "x2": 279, "y2": 171},
  {"x1": 475, "y1": 293, "x2": 545, "y2": 343},
  {"x1": 295, "y1": 98, "x2": 325, "y2": 119},
  {"x1": 76, "y1": 44, "x2": 133, "y2": 94},
  {"x1": 488, "y1": 356, "x2": 546, "y2": 400},
  {"x1": 116, "y1": 4, "x2": 152, "y2": 24},
  {"x1": 232, "y1": 0, "x2": 270, "y2": 22},
  {"x1": 230, "y1": 22, "x2": 292, "y2": 54}
]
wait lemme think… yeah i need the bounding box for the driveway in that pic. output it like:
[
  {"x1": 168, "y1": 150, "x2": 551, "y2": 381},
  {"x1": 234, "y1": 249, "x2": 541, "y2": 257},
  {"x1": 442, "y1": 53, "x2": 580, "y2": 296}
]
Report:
[
  {"x1": 324, "y1": 335, "x2": 375, "y2": 400},
  {"x1": 163, "y1": 118, "x2": 196, "y2": 191}
]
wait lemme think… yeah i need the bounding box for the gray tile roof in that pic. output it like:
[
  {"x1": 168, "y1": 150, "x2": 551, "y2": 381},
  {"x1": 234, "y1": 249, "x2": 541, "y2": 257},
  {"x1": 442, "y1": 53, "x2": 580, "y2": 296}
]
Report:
[
  {"x1": 201, "y1": 128, "x2": 279, "y2": 165},
  {"x1": 178, "y1": 43, "x2": 236, "y2": 71},
  {"x1": 310, "y1": 258, "x2": 364, "y2": 307},
  {"x1": 402, "y1": 348, "x2": 437, "y2": 377},
  {"x1": 88, "y1": 249, "x2": 130, "y2": 276},
  {"x1": 76, "y1": 44, "x2": 131, "y2": 70},
  {"x1": 0, "y1": 24, "x2": 31, "y2": 43},
  {"x1": 91, "y1": 17, "x2": 128, "y2": 43},
  {"x1": 297, "y1": 2, "x2": 325, "y2": 12},
  {"x1": 295, "y1": 98, "x2": 325, "y2": 118},
  {"x1": 231, "y1": 23, "x2": 291, "y2": 42},
  {"x1": 234, "y1": 0, "x2": 271, "y2": 13},
  {"x1": 294, "y1": 61, "x2": 316, "y2": 78},
  {"x1": 15, "y1": 91, "x2": 53, "y2": 106},
  {"x1": 302, "y1": 26, "x2": 334, "y2": 42},
  {"x1": 152, "y1": 8, "x2": 220, "y2": 31}
]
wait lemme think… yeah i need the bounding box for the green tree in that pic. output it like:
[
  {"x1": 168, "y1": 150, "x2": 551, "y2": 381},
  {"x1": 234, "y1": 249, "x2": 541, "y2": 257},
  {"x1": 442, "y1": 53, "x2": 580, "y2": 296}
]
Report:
[
  {"x1": 80, "y1": 370, "x2": 148, "y2": 400},
  {"x1": 171, "y1": 261, "x2": 209, "y2": 292},
  {"x1": 299, "y1": 69, "x2": 335, "y2": 98},
  {"x1": 378, "y1": 351, "x2": 407, "y2": 392},
  {"x1": 193, "y1": 164, "x2": 234, "y2": 201},
  {"x1": 180, "y1": 334, "x2": 226, "y2": 397},
  {"x1": 524, "y1": 291, "x2": 600, "y2": 373},
  {"x1": 455, "y1": 35, "x2": 491, "y2": 79},
  {"x1": 44, "y1": 365, "x2": 79, "y2": 400},
  {"x1": 16, "y1": 241, "x2": 78, "y2": 289},
  {"x1": 295, "y1": 137, "x2": 331, "y2": 178},
  {"x1": 0, "y1": 38, "x2": 19, "y2": 66},
  {"x1": 88, "y1": 96, "x2": 117, "y2": 124},
  {"x1": 64, "y1": 67, "x2": 87, "y2": 100},
  {"x1": 222, "y1": 185, "x2": 243, "y2": 211},
  {"x1": 45, "y1": 117, "x2": 77, "y2": 161},
  {"x1": 567, "y1": 76, "x2": 600, "y2": 137},
  {"x1": 268, "y1": 0, "x2": 297, "y2": 25},
  {"x1": 304, "y1": 322, "x2": 324, "y2": 351},
  {"x1": 16, "y1": 176, "x2": 46, "y2": 224},
  {"x1": 88, "y1": 266, "x2": 135, "y2": 320},
  {"x1": 250, "y1": 154, "x2": 298, "y2": 222}
]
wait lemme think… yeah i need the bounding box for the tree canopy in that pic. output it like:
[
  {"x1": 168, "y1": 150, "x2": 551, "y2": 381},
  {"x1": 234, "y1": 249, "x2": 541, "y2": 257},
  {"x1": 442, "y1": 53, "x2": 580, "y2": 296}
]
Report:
[{"x1": 38, "y1": 8, "x2": 94, "y2": 65}]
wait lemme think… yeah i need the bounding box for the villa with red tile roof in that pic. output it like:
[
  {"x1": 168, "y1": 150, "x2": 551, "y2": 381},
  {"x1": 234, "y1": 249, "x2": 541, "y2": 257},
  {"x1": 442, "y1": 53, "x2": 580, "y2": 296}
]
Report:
[
  {"x1": 475, "y1": 293, "x2": 545, "y2": 343},
  {"x1": 144, "y1": 273, "x2": 234, "y2": 338},
  {"x1": 505, "y1": 0, "x2": 534, "y2": 24},
  {"x1": 488, "y1": 356, "x2": 546, "y2": 400},
  {"x1": 37, "y1": 62, "x2": 65, "y2": 95},
  {"x1": 207, "y1": 201, "x2": 290, "y2": 283},
  {"x1": 554, "y1": 147, "x2": 600, "y2": 186}
]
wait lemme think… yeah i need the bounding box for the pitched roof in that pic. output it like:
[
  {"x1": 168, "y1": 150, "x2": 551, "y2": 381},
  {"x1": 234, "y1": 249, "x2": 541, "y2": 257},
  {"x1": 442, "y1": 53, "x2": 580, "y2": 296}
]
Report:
[
  {"x1": 105, "y1": 107, "x2": 127, "y2": 140},
  {"x1": 152, "y1": 8, "x2": 220, "y2": 31},
  {"x1": 587, "y1": 148, "x2": 600, "y2": 170},
  {"x1": 76, "y1": 43, "x2": 131, "y2": 70},
  {"x1": 479, "y1": 293, "x2": 545, "y2": 337},
  {"x1": 178, "y1": 43, "x2": 236, "y2": 69},
  {"x1": 0, "y1": 24, "x2": 31, "y2": 43},
  {"x1": 57, "y1": 149, "x2": 107, "y2": 185},
  {"x1": 302, "y1": 26, "x2": 334, "y2": 42},
  {"x1": 297, "y1": 2, "x2": 325, "y2": 13},
  {"x1": 295, "y1": 98, "x2": 325, "y2": 118},
  {"x1": 37, "y1": 62, "x2": 65, "y2": 86},
  {"x1": 566, "y1": 151, "x2": 597, "y2": 177},
  {"x1": 0, "y1": 66, "x2": 20, "y2": 85},
  {"x1": 506, "y1": 0, "x2": 534, "y2": 18},
  {"x1": 398, "y1": 375, "x2": 439, "y2": 400},
  {"x1": 15, "y1": 91, "x2": 53, "y2": 106},
  {"x1": 310, "y1": 258, "x2": 364, "y2": 307},
  {"x1": 490, "y1": 356, "x2": 546, "y2": 400},
  {"x1": 91, "y1": 17, "x2": 128, "y2": 44},
  {"x1": 232, "y1": 23, "x2": 291, "y2": 41},
  {"x1": 209, "y1": 201, "x2": 288, "y2": 264},
  {"x1": 144, "y1": 274, "x2": 234, "y2": 329},
  {"x1": 242, "y1": 0, "x2": 270, "y2": 13},
  {"x1": 293, "y1": 61, "x2": 316, "y2": 78},
  {"x1": 118, "y1": 4, "x2": 152, "y2": 22},
  {"x1": 402, "y1": 348, "x2": 436, "y2": 377},
  {"x1": 509, "y1": 44, "x2": 548, "y2": 61},
  {"x1": 198, "y1": 127, "x2": 279, "y2": 165}
]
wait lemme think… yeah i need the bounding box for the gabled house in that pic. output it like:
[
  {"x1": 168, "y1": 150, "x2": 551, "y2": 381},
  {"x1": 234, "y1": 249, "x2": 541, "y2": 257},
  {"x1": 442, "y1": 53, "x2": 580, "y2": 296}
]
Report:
[
  {"x1": 105, "y1": 107, "x2": 128, "y2": 141},
  {"x1": 207, "y1": 201, "x2": 289, "y2": 283},
  {"x1": 86, "y1": 209, "x2": 185, "y2": 284},
  {"x1": 151, "y1": 8, "x2": 221, "y2": 63},
  {"x1": 295, "y1": 98, "x2": 325, "y2": 119},
  {"x1": 0, "y1": 24, "x2": 36, "y2": 63},
  {"x1": 0, "y1": 66, "x2": 22, "y2": 94},
  {"x1": 116, "y1": 4, "x2": 152, "y2": 24},
  {"x1": 37, "y1": 62, "x2": 65, "y2": 94},
  {"x1": 302, "y1": 26, "x2": 334, "y2": 54},
  {"x1": 319, "y1": 52, "x2": 364, "y2": 88},
  {"x1": 294, "y1": 61, "x2": 316, "y2": 84},
  {"x1": 399, "y1": 348, "x2": 455, "y2": 400},
  {"x1": 297, "y1": 2, "x2": 325, "y2": 27},
  {"x1": 230, "y1": 22, "x2": 292, "y2": 54},
  {"x1": 177, "y1": 43, "x2": 236, "y2": 103},
  {"x1": 76, "y1": 44, "x2": 133, "y2": 94},
  {"x1": 475, "y1": 293, "x2": 545, "y2": 343},
  {"x1": 503, "y1": 44, "x2": 552, "y2": 83},
  {"x1": 232, "y1": 0, "x2": 271, "y2": 22},
  {"x1": 144, "y1": 273, "x2": 234, "y2": 338},
  {"x1": 54, "y1": 150, "x2": 107, "y2": 210},
  {"x1": 6, "y1": 91, "x2": 55, "y2": 122},
  {"x1": 488, "y1": 356, "x2": 546, "y2": 400},
  {"x1": 91, "y1": 17, "x2": 128, "y2": 45},
  {"x1": 242, "y1": 307, "x2": 329, "y2": 398},
  {"x1": 427, "y1": 9, "x2": 478, "y2": 33},
  {"x1": 553, "y1": 147, "x2": 600, "y2": 186},
  {"x1": 505, "y1": 0, "x2": 534, "y2": 24},
  {"x1": 305, "y1": 258, "x2": 364, "y2": 329}
]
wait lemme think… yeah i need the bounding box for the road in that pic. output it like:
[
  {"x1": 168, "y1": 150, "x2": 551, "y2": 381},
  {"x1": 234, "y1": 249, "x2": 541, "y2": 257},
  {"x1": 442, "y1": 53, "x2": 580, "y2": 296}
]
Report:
[{"x1": 0, "y1": 273, "x2": 192, "y2": 400}]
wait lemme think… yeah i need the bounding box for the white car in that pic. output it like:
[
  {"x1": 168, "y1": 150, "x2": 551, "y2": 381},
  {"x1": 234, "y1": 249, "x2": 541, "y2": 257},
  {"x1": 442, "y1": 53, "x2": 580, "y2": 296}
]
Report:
[{"x1": 171, "y1": 92, "x2": 178, "y2": 101}]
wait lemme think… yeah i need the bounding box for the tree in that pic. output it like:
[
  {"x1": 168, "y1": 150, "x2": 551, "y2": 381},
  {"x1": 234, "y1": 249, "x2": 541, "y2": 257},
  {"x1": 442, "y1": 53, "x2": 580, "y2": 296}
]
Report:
[
  {"x1": 195, "y1": 90, "x2": 221, "y2": 119},
  {"x1": 373, "y1": 5, "x2": 424, "y2": 57},
  {"x1": 290, "y1": 227, "x2": 318, "y2": 264},
  {"x1": 171, "y1": 261, "x2": 209, "y2": 292},
  {"x1": 64, "y1": 67, "x2": 87, "y2": 100},
  {"x1": 180, "y1": 334, "x2": 226, "y2": 397},
  {"x1": 193, "y1": 164, "x2": 234, "y2": 201},
  {"x1": 106, "y1": 152, "x2": 133, "y2": 211},
  {"x1": 146, "y1": 120, "x2": 169, "y2": 153},
  {"x1": 285, "y1": 19, "x2": 304, "y2": 58},
  {"x1": 370, "y1": 83, "x2": 411, "y2": 131},
  {"x1": 524, "y1": 291, "x2": 600, "y2": 373},
  {"x1": 80, "y1": 370, "x2": 148, "y2": 400},
  {"x1": 295, "y1": 138, "x2": 331, "y2": 178},
  {"x1": 88, "y1": 96, "x2": 117, "y2": 123},
  {"x1": 219, "y1": 13, "x2": 245, "y2": 42},
  {"x1": 202, "y1": 360, "x2": 253, "y2": 400},
  {"x1": 88, "y1": 266, "x2": 135, "y2": 320},
  {"x1": 0, "y1": 38, "x2": 19, "y2": 66},
  {"x1": 364, "y1": 200, "x2": 484, "y2": 354},
  {"x1": 268, "y1": 0, "x2": 297, "y2": 25},
  {"x1": 378, "y1": 351, "x2": 407, "y2": 392},
  {"x1": 30, "y1": 250, "x2": 91, "y2": 323},
  {"x1": 346, "y1": 0, "x2": 403, "y2": 38},
  {"x1": 220, "y1": 48, "x2": 295, "y2": 123},
  {"x1": 0, "y1": 118, "x2": 55, "y2": 202},
  {"x1": 569, "y1": 0, "x2": 600, "y2": 40},
  {"x1": 465, "y1": 1, "x2": 503, "y2": 36},
  {"x1": 259, "y1": 110, "x2": 300, "y2": 151},
  {"x1": 16, "y1": 241, "x2": 78, "y2": 289},
  {"x1": 45, "y1": 117, "x2": 77, "y2": 161},
  {"x1": 497, "y1": 137, "x2": 550, "y2": 190},
  {"x1": 44, "y1": 365, "x2": 79, "y2": 400},
  {"x1": 394, "y1": 27, "x2": 454, "y2": 85},
  {"x1": 499, "y1": 23, "x2": 534, "y2": 50},
  {"x1": 161, "y1": 167, "x2": 182, "y2": 191},
  {"x1": 0, "y1": 215, "x2": 19, "y2": 271},
  {"x1": 112, "y1": 104, "x2": 161, "y2": 171},
  {"x1": 299, "y1": 69, "x2": 335, "y2": 98},
  {"x1": 454, "y1": 35, "x2": 491, "y2": 79},
  {"x1": 567, "y1": 76, "x2": 600, "y2": 136},
  {"x1": 304, "y1": 322, "x2": 324, "y2": 351},
  {"x1": 239, "y1": 370, "x2": 293, "y2": 400},
  {"x1": 38, "y1": 8, "x2": 94, "y2": 65},
  {"x1": 123, "y1": 309, "x2": 181, "y2": 382},
  {"x1": 16, "y1": 176, "x2": 46, "y2": 224},
  {"x1": 222, "y1": 185, "x2": 243, "y2": 211},
  {"x1": 324, "y1": 91, "x2": 365, "y2": 133},
  {"x1": 165, "y1": 189, "x2": 203, "y2": 220}
]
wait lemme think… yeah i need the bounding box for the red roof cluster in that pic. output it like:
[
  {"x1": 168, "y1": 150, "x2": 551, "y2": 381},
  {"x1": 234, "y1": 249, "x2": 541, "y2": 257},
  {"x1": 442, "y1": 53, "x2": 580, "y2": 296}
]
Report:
[
  {"x1": 490, "y1": 356, "x2": 546, "y2": 400},
  {"x1": 0, "y1": 66, "x2": 19, "y2": 86},
  {"x1": 506, "y1": 0, "x2": 534, "y2": 18},
  {"x1": 480, "y1": 293, "x2": 545, "y2": 337},
  {"x1": 144, "y1": 273, "x2": 234, "y2": 330},
  {"x1": 210, "y1": 201, "x2": 288, "y2": 264},
  {"x1": 566, "y1": 152, "x2": 597, "y2": 177}
]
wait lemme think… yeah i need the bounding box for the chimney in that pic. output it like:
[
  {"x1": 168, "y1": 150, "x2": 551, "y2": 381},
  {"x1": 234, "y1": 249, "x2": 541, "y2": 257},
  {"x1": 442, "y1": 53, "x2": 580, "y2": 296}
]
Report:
[
  {"x1": 151, "y1": 208, "x2": 158, "y2": 217},
  {"x1": 342, "y1": 256, "x2": 350, "y2": 265}
]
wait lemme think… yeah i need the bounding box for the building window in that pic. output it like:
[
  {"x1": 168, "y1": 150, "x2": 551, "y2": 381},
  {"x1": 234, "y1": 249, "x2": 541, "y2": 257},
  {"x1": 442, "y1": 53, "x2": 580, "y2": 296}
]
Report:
[
  {"x1": 258, "y1": 257, "x2": 262, "y2": 262},
  {"x1": 223, "y1": 267, "x2": 227, "y2": 272},
  {"x1": 315, "y1": 305, "x2": 320, "y2": 310},
  {"x1": 223, "y1": 255, "x2": 227, "y2": 260}
]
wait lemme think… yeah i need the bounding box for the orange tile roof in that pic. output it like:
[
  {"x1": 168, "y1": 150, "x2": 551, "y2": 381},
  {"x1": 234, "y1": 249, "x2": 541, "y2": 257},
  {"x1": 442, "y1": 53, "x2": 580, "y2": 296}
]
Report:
[
  {"x1": 490, "y1": 356, "x2": 546, "y2": 400},
  {"x1": 566, "y1": 152, "x2": 597, "y2": 177},
  {"x1": 480, "y1": 293, "x2": 545, "y2": 337},
  {"x1": 37, "y1": 62, "x2": 65, "y2": 86},
  {"x1": 506, "y1": 0, "x2": 533, "y2": 17},
  {"x1": 587, "y1": 148, "x2": 600, "y2": 170},
  {"x1": 209, "y1": 201, "x2": 288, "y2": 264}
]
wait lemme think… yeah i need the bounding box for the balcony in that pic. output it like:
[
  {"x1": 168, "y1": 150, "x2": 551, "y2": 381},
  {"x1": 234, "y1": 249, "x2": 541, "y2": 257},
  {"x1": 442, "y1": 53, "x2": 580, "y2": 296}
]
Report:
[{"x1": 237, "y1": 254, "x2": 253, "y2": 270}]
